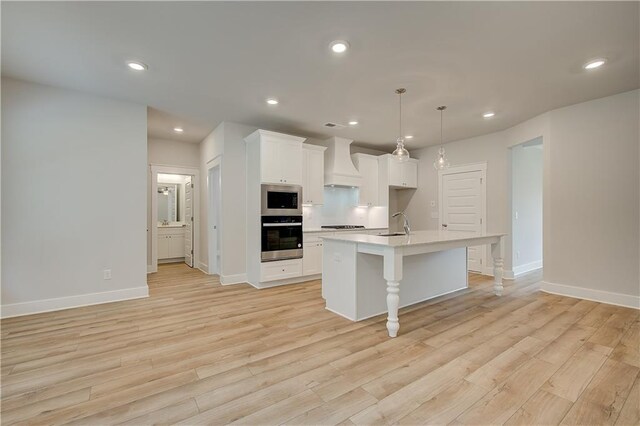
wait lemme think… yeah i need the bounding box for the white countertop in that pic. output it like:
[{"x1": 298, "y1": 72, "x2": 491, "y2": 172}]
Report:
[
  {"x1": 303, "y1": 227, "x2": 387, "y2": 233},
  {"x1": 321, "y1": 230, "x2": 506, "y2": 247}
]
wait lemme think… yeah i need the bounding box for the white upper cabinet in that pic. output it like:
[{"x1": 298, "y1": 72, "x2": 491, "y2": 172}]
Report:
[
  {"x1": 383, "y1": 155, "x2": 418, "y2": 189},
  {"x1": 246, "y1": 130, "x2": 306, "y2": 185},
  {"x1": 351, "y1": 153, "x2": 379, "y2": 207},
  {"x1": 302, "y1": 144, "x2": 327, "y2": 205}
]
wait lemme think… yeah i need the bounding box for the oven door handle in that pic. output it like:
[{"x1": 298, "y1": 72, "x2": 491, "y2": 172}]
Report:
[{"x1": 262, "y1": 223, "x2": 303, "y2": 227}]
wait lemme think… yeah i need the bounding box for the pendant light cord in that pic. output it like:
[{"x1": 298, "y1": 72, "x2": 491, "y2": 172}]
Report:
[{"x1": 399, "y1": 91, "x2": 402, "y2": 139}]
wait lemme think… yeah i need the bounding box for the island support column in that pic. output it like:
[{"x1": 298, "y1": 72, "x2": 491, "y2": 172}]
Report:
[
  {"x1": 383, "y1": 246, "x2": 403, "y2": 337},
  {"x1": 491, "y1": 238, "x2": 504, "y2": 296}
]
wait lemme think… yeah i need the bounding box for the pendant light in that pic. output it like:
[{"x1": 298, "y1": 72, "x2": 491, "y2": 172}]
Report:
[
  {"x1": 392, "y1": 88, "x2": 410, "y2": 162},
  {"x1": 433, "y1": 106, "x2": 450, "y2": 170}
]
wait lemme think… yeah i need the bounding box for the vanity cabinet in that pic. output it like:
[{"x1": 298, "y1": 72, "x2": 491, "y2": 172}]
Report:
[
  {"x1": 158, "y1": 227, "x2": 185, "y2": 259},
  {"x1": 258, "y1": 134, "x2": 304, "y2": 185},
  {"x1": 351, "y1": 153, "x2": 380, "y2": 207},
  {"x1": 302, "y1": 144, "x2": 327, "y2": 205},
  {"x1": 381, "y1": 155, "x2": 418, "y2": 189}
]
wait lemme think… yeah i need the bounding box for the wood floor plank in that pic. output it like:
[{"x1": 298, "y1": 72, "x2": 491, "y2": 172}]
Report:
[{"x1": 560, "y1": 358, "x2": 639, "y2": 425}]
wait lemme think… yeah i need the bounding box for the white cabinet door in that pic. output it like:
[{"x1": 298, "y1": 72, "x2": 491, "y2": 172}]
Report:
[
  {"x1": 261, "y1": 139, "x2": 302, "y2": 185},
  {"x1": 260, "y1": 138, "x2": 282, "y2": 184},
  {"x1": 157, "y1": 235, "x2": 169, "y2": 259},
  {"x1": 279, "y1": 140, "x2": 302, "y2": 185},
  {"x1": 387, "y1": 157, "x2": 417, "y2": 188},
  {"x1": 353, "y1": 155, "x2": 379, "y2": 207},
  {"x1": 388, "y1": 158, "x2": 403, "y2": 187},
  {"x1": 303, "y1": 241, "x2": 323, "y2": 275},
  {"x1": 402, "y1": 161, "x2": 418, "y2": 188},
  {"x1": 169, "y1": 234, "x2": 185, "y2": 258},
  {"x1": 303, "y1": 147, "x2": 324, "y2": 204}
]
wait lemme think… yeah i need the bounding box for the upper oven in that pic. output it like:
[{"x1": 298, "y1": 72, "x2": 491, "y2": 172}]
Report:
[{"x1": 261, "y1": 184, "x2": 302, "y2": 216}]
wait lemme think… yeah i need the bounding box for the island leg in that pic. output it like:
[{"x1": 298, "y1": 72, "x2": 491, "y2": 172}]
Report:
[
  {"x1": 383, "y1": 247, "x2": 403, "y2": 337},
  {"x1": 491, "y1": 240, "x2": 504, "y2": 296},
  {"x1": 386, "y1": 281, "x2": 400, "y2": 337}
]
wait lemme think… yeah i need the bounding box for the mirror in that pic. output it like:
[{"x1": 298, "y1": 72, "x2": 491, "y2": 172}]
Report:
[{"x1": 157, "y1": 183, "x2": 179, "y2": 222}]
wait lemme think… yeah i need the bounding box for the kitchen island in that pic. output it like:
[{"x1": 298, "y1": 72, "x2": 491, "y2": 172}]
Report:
[{"x1": 321, "y1": 230, "x2": 505, "y2": 337}]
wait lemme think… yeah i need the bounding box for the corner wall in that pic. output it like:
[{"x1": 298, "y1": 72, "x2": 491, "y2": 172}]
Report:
[
  {"x1": 1, "y1": 78, "x2": 149, "y2": 317},
  {"x1": 405, "y1": 89, "x2": 639, "y2": 308},
  {"x1": 199, "y1": 122, "x2": 256, "y2": 282}
]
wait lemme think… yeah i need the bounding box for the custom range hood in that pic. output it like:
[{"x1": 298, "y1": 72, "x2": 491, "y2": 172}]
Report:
[{"x1": 321, "y1": 137, "x2": 362, "y2": 187}]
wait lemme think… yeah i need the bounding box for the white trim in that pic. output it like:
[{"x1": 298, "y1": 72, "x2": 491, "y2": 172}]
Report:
[
  {"x1": 150, "y1": 164, "x2": 200, "y2": 274},
  {"x1": 541, "y1": 281, "x2": 640, "y2": 310},
  {"x1": 207, "y1": 157, "x2": 223, "y2": 277},
  {"x1": 198, "y1": 262, "x2": 209, "y2": 274},
  {"x1": 147, "y1": 265, "x2": 154, "y2": 274},
  {"x1": 513, "y1": 260, "x2": 543, "y2": 276},
  {"x1": 438, "y1": 162, "x2": 488, "y2": 272},
  {"x1": 1, "y1": 287, "x2": 149, "y2": 319},
  {"x1": 220, "y1": 273, "x2": 247, "y2": 285}
]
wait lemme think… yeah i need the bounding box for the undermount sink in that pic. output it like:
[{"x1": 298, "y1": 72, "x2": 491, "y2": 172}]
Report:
[{"x1": 378, "y1": 232, "x2": 407, "y2": 237}]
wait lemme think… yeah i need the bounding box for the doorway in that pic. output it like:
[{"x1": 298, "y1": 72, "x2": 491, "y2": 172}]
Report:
[
  {"x1": 438, "y1": 163, "x2": 487, "y2": 274},
  {"x1": 510, "y1": 137, "x2": 543, "y2": 276},
  {"x1": 207, "y1": 159, "x2": 221, "y2": 276},
  {"x1": 149, "y1": 165, "x2": 200, "y2": 273}
]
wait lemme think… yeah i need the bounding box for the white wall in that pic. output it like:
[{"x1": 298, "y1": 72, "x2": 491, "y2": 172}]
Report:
[
  {"x1": 511, "y1": 139, "x2": 543, "y2": 273},
  {"x1": 148, "y1": 138, "x2": 200, "y2": 168},
  {"x1": 199, "y1": 122, "x2": 257, "y2": 281},
  {"x1": 405, "y1": 89, "x2": 639, "y2": 307},
  {"x1": 1, "y1": 78, "x2": 148, "y2": 317}
]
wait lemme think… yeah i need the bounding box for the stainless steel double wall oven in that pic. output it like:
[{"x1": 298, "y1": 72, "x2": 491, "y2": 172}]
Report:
[{"x1": 260, "y1": 184, "x2": 303, "y2": 262}]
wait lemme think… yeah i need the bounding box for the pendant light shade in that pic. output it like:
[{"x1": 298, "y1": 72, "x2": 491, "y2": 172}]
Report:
[
  {"x1": 392, "y1": 88, "x2": 410, "y2": 162},
  {"x1": 433, "y1": 106, "x2": 450, "y2": 170}
]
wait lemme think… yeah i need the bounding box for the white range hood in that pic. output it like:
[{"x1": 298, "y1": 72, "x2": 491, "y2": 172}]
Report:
[{"x1": 322, "y1": 137, "x2": 362, "y2": 187}]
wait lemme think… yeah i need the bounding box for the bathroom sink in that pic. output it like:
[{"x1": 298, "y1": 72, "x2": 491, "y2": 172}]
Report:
[{"x1": 378, "y1": 233, "x2": 407, "y2": 237}]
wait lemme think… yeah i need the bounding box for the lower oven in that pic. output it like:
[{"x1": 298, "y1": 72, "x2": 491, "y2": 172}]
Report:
[{"x1": 261, "y1": 216, "x2": 303, "y2": 262}]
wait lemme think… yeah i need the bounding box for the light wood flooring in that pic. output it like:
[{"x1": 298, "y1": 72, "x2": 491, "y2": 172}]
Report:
[{"x1": 1, "y1": 264, "x2": 638, "y2": 425}]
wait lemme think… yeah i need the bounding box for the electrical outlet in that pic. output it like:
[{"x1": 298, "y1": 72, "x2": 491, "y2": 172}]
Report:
[{"x1": 103, "y1": 269, "x2": 112, "y2": 280}]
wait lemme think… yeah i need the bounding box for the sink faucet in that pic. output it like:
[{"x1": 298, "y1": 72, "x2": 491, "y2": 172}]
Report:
[{"x1": 392, "y1": 211, "x2": 411, "y2": 235}]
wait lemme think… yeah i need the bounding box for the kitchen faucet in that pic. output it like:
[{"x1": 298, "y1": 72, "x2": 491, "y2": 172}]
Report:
[{"x1": 392, "y1": 211, "x2": 411, "y2": 235}]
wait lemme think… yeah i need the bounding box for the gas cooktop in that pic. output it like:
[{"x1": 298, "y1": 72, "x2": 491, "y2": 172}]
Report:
[{"x1": 321, "y1": 225, "x2": 366, "y2": 230}]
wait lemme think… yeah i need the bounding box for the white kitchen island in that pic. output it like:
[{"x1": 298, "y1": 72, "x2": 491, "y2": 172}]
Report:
[{"x1": 321, "y1": 230, "x2": 505, "y2": 337}]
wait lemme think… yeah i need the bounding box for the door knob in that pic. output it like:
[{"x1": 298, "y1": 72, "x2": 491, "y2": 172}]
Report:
[{"x1": 442, "y1": 224, "x2": 448, "y2": 228}]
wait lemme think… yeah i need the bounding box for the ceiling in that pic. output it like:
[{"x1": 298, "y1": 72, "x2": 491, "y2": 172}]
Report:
[
  {"x1": 2, "y1": 2, "x2": 638, "y2": 149},
  {"x1": 147, "y1": 107, "x2": 213, "y2": 144}
]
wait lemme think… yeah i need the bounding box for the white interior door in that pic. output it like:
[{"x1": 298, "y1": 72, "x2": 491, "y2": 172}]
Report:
[
  {"x1": 440, "y1": 168, "x2": 486, "y2": 272},
  {"x1": 184, "y1": 176, "x2": 194, "y2": 267}
]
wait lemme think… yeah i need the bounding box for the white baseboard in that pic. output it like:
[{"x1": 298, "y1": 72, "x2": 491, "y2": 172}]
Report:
[
  {"x1": 147, "y1": 265, "x2": 156, "y2": 274},
  {"x1": 541, "y1": 281, "x2": 640, "y2": 310},
  {"x1": 220, "y1": 273, "x2": 248, "y2": 285},
  {"x1": 198, "y1": 262, "x2": 208, "y2": 274},
  {"x1": 1, "y1": 286, "x2": 150, "y2": 319},
  {"x1": 513, "y1": 260, "x2": 543, "y2": 277}
]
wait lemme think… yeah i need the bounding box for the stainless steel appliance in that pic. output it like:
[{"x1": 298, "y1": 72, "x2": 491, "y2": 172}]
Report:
[
  {"x1": 261, "y1": 216, "x2": 303, "y2": 262},
  {"x1": 261, "y1": 184, "x2": 302, "y2": 216}
]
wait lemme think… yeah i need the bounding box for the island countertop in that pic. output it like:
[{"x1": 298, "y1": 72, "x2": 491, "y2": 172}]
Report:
[{"x1": 321, "y1": 230, "x2": 506, "y2": 248}]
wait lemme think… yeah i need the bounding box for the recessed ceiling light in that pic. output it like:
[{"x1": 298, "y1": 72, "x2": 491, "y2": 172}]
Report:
[
  {"x1": 330, "y1": 40, "x2": 349, "y2": 53},
  {"x1": 483, "y1": 112, "x2": 495, "y2": 119},
  {"x1": 173, "y1": 127, "x2": 184, "y2": 133},
  {"x1": 584, "y1": 59, "x2": 606, "y2": 70},
  {"x1": 266, "y1": 98, "x2": 279, "y2": 105},
  {"x1": 348, "y1": 121, "x2": 358, "y2": 126},
  {"x1": 405, "y1": 135, "x2": 414, "y2": 139},
  {"x1": 126, "y1": 61, "x2": 148, "y2": 71}
]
